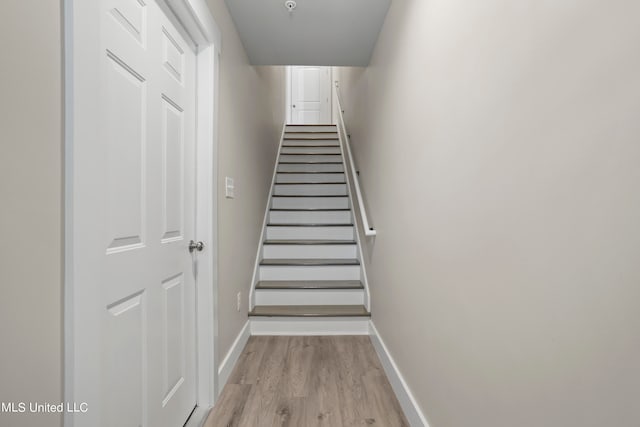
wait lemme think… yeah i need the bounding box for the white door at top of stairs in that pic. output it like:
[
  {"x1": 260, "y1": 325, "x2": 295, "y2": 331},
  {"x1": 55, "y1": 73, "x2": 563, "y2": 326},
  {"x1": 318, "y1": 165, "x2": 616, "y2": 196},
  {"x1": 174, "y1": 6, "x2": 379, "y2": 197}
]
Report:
[
  {"x1": 70, "y1": 1, "x2": 199, "y2": 426},
  {"x1": 290, "y1": 66, "x2": 331, "y2": 124}
]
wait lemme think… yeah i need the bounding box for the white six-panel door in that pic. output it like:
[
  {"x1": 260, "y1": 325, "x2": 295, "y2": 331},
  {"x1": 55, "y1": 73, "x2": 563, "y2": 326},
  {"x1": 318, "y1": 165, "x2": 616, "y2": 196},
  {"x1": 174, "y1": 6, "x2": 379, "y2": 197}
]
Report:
[
  {"x1": 72, "y1": 1, "x2": 197, "y2": 426},
  {"x1": 290, "y1": 66, "x2": 331, "y2": 124}
]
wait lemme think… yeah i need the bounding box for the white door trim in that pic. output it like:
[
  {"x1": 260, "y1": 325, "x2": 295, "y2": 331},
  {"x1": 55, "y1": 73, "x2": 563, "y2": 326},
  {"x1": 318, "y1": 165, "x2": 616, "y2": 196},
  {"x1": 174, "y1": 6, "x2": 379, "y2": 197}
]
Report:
[
  {"x1": 63, "y1": 1, "x2": 222, "y2": 426},
  {"x1": 285, "y1": 66, "x2": 292, "y2": 124}
]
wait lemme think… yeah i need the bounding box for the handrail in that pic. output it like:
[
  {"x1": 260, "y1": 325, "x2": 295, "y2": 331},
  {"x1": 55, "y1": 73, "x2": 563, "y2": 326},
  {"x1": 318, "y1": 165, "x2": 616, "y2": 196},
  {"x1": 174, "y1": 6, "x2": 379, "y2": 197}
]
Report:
[{"x1": 334, "y1": 81, "x2": 376, "y2": 236}]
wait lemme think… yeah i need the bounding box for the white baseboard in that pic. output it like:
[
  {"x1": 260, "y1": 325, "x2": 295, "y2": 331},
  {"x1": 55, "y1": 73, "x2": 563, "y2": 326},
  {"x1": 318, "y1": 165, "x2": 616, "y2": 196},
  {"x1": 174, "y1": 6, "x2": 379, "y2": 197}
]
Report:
[
  {"x1": 369, "y1": 321, "x2": 430, "y2": 427},
  {"x1": 250, "y1": 317, "x2": 370, "y2": 335},
  {"x1": 217, "y1": 320, "x2": 251, "y2": 390}
]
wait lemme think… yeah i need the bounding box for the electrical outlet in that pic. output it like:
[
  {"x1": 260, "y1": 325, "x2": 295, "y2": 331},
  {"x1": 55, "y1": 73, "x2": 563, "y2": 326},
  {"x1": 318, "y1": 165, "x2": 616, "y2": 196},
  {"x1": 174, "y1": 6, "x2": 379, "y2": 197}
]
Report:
[{"x1": 236, "y1": 292, "x2": 241, "y2": 312}]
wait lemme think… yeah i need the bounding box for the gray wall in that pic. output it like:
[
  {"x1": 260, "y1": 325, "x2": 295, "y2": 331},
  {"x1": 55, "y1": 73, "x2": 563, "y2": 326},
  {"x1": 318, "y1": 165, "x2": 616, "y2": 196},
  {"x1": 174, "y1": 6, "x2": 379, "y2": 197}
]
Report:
[
  {"x1": 0, "y1": 1, "x2": 63, "y2": 427},
  {"x1": 205, "y1": 0, "x2": 285, "y2": 361},
  {"x1": 335, "y1": 1, "x2": 640, "y2": 426},
  {"x1": 0, "y1": 1, "x2": 283, "y2": 426}
]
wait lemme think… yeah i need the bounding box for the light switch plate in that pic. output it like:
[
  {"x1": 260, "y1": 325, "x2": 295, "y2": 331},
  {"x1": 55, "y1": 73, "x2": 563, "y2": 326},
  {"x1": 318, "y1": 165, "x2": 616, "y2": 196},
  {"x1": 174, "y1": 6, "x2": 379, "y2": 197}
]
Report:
[{"x1": 225, "y1": 177, "x2": 235, "y2": 198}]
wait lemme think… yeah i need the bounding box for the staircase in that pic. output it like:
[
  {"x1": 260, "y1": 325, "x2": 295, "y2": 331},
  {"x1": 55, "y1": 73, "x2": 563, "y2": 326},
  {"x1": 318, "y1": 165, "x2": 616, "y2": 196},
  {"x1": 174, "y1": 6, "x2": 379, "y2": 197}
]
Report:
[{"x1": 249, "y1": 124, "x2": 371, "y2": 334}]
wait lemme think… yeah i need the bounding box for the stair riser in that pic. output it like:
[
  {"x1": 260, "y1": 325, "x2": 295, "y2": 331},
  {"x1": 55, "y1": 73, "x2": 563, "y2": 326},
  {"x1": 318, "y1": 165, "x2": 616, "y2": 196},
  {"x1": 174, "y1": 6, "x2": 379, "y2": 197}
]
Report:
[
  {"x1": 276, "y1": 173, "x2": 345, "y2": 183},
  {"x1": 285, "y1": 125, "x2": 336, "y2": 132},
  {"x1": 266, "y1": 226, "x2": 354, "y2": 240},
  {"x1": 263, "y1": 244, "x2": 357, "y2": 259},
  {"x1": 279, "y1": 154, "x2": 342, "y2": 163},
  {"x1": 271, "y1": 197, "x2": 349, "y2": 209},
  {"x1": 281, "y1": 147, "x2": 340, "y2": 154},
  {"x1": 254, "y1": 289, "x2": 364, "y2": 305},
  {"x1": 250, "y1": 318, "x2": 370, "y2": 335},
  {"x1": 269, "y1": 210, "x2": 351, "y2": 224},
  {"x1": 283, "y1": 139, "x2": 339, "y2": 146},
  {"x1": 273, "y1": 184, "x2": 347, "y2": 196},
  {"x1": 259, "y1": 265, "x2": 361, "y2": 281},
  {"x1": 285, "y1": 132, "x2": 338, "y2": 139},
  {"x1": 278, "y1": 163, "x2": 344, "y2": 173}
]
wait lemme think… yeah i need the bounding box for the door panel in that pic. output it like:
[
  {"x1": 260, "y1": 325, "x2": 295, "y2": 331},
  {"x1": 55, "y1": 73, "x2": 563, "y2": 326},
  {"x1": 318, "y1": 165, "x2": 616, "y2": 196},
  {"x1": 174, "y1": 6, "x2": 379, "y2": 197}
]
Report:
[
  {"x1": 109, "y1": 0, "x2": 147, "y2": 45},
  {"x1": 105, "y1": 52, "x2": 147, "y2": 253},
  {"x1": 161, "y1": 96, "x2": 184, "y2": 243},
  {"x1": 162, "y1": 28, "x2": 185, "y2": 83},
  {"x1": 161, "y1": 274, "x2": 185, "y2": 405},
  {"x1": 104, "y1": 292, "x2": 146, "y2": 427}
]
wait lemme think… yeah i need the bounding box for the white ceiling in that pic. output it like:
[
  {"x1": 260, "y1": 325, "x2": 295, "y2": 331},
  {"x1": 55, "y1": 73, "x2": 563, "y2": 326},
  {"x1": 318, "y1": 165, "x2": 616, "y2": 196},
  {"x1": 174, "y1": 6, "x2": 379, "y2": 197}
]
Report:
[{"x1": 224, "y1": 0, "x2": 391, "y2": 66}]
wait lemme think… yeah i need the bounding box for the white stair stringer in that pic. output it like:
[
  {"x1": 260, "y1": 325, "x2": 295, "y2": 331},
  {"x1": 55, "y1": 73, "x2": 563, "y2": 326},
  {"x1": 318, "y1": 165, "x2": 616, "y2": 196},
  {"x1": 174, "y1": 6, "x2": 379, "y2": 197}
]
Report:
[{"x1": 249, "y1": 124, "x2": 371, "y2": 332}]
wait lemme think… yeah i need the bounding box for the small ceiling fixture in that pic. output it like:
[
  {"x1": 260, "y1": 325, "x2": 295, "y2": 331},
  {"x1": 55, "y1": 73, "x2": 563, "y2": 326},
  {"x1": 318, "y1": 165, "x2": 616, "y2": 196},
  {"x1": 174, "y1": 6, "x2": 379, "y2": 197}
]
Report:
[{"x1": 284, "y1": 0, "x2": 297, "y2": 12}]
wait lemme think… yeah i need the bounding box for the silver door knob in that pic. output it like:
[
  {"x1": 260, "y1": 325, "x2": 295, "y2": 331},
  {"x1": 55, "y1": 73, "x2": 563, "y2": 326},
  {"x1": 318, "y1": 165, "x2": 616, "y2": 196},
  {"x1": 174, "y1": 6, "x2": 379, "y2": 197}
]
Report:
[{"x1": 189, "y1": 240, "x2": 205, "y2": 253}]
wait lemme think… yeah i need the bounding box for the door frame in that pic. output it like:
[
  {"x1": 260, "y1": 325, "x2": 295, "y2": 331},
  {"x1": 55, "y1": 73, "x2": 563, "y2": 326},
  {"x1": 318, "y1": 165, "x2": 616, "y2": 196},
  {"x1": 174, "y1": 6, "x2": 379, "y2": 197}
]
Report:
[
  {"x1": 63, "y1": 1, "x2": 222, "y2": 425},
  {"x1": 286, "y1": 66, "x2": 334, "y2": 124}
]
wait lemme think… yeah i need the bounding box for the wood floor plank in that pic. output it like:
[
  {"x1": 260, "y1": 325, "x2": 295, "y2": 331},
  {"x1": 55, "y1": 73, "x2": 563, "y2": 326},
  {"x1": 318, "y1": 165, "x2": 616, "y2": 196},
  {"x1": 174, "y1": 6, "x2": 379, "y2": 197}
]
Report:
[
  {"x1": 227, "y1": 336, "x2": 269, "y2": 385},
  {"x1": 256, "y1": 336, "x2": 291, "y2": 400},
  {"x1": 281, "y1": 336, "x2": 315, "y2": 398},
  {"x1": 303, "y1": 336, "x2": 345, "y2": 427},
  {"x1": 235, "y1": 385, "x2": 263, "y2": 427},
  {"x1": 333, "y1": 336, "x2": 372, "y2": 426},
  {"x1": 236, "y1": 336, "x2": 291, "y2": 427},
  {"x1": 204, "y1": 336, "x2": 409, "y2": 427},
  {"x1": 356, "y1": 336, "x2": 385, "y2": 377},
  {"x1": 362, "y1": 372, "x2": 410, "y2": 427},
  {"x1": 269, "y1": 397, "x2": 306, "y2": 427},
  {"x1": 203, "y1": 384, "x2": 252, "y2": 427}
]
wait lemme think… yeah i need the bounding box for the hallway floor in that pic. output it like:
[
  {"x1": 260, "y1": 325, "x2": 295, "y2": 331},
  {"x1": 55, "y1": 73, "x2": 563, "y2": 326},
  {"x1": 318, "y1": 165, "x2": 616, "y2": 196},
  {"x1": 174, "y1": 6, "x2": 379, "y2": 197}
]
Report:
[{"x1": 204, "y1": 335, "x2": 409, "y2": 426}]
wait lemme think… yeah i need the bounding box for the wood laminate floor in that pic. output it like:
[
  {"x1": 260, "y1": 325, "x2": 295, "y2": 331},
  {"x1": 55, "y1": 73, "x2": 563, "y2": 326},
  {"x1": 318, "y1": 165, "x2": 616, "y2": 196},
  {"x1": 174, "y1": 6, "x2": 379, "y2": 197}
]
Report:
[{"x1": 203, "y1": 335, "x2": 409, "y2": 427}]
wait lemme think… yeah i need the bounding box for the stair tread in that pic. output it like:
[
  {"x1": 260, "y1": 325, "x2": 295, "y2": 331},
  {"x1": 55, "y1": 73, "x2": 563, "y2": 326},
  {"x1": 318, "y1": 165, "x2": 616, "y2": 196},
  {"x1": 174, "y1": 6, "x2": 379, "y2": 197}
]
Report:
[
  {"x1": 277, "y1": 171, "x2": 344, "y2": 174},
  {"x1": 267, "y1": 223, "x2": 353, "y2": 227},
  {"x1": 272, "y1": 195, "x2": 348, "y2": 198},
  {"x1": 249, "y1": 305, "x2": 370, "y2": 317},
  {"x1": 281, "y1": 152, "x2": 341, "y2": 155},
  {"x1": 283, "y1": 138, "x2": 339, "y2": 141},
  {"x1": 260, "y1": 258, "x2": 360, "y2": 266},
  {"x1": 284, "y1": 135, "x2": 339, "y2": 139},
  {"x1": 280, "y1": 153, "x2": 341, "y2": 155},
  {"x1": 256, "y1": 280, "x2": 363, "y2": 289},
  {"x1": 275, "y1": 182, "x2": 346, "y2": 185},
  {"x1": 282, "y1": 145, "x2": 340, "y2": 148},
  {"x1": 270, "y1": 208, "x2": 350, "y2": 211},
  {"x1": 279, "y1": 161, "x2": 343, "y2": 164},
  {"x1": 264, "y1": 240, "x2": 357, "y2": 245},
  {"x1": 285, "y1": 131, "x2": 338, "y2": 133}
]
